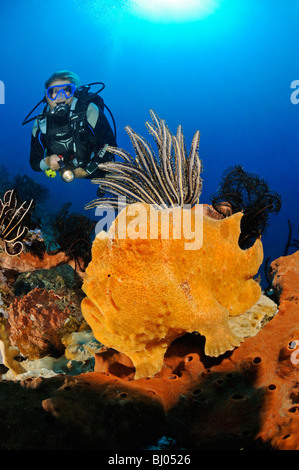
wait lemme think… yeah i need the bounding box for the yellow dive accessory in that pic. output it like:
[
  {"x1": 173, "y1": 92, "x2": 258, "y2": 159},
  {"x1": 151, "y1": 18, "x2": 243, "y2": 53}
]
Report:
[{"x1": 44, "y1": 169, "x2": 57, "y2": 178}]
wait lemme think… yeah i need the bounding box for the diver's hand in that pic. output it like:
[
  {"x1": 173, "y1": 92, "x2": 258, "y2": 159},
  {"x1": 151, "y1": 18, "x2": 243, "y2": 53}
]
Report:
[
  {"x1": 73, "y1": 167, "x2": 89, "y2": 178},
  {"x1": 45, "y1": 154, "x2": 62, "y2": 170}
]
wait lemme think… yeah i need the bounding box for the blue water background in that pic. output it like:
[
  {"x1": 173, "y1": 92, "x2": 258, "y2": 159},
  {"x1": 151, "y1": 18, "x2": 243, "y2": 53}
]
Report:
[{"x1": 0, "y1": 0, "x2": 298, "y2": 288}]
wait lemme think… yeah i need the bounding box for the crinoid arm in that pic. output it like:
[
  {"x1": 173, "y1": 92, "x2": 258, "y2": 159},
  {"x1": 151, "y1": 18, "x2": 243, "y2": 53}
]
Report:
[{"x1": 85, "y1": 110, "x2": 203, "y2": 211}]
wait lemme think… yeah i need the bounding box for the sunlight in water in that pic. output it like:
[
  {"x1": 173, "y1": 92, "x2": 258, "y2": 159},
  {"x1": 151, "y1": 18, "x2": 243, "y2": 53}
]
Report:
[{"x1": 132, "y1": 0, "x2": 220, "y2": 22}]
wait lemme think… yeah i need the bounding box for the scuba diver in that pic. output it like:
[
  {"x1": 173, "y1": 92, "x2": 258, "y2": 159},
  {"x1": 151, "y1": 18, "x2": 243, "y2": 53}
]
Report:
[{"x1": 24, "y1": 70, "x2": 117, "y2": 183}]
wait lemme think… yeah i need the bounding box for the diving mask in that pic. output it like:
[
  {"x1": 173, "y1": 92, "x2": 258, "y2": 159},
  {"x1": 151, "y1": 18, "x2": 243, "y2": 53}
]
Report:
[{"x1": 46, "y1": 83, "x2": 76, "y2": 101}]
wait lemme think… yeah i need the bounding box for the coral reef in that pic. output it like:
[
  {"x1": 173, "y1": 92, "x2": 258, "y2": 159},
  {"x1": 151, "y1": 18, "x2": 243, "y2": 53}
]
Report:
[
  {"x1": 0, "y1": 224, "x2": 89, "y2": 278},
  {"x1": 0, "y1": 116, "x2": 293, "y2": 451},
  {"x1": 85, "y1": 110, "x2": 202, "y2": 210},
  {"x1": 1, "y1": 330, "x2": 102, "y2": 381},
  {"x1": 0, "y1": 175, "x2": 95, "y2": 275},
  {"x1": 0, "y1": 219, "x2": 89, "y2": 372},
  {"x1": 81, "y1": 202, "x2": 277, "y2": 378},
  {"x1": 0, "y1": 243, "x2": 81, "y2": 275}
]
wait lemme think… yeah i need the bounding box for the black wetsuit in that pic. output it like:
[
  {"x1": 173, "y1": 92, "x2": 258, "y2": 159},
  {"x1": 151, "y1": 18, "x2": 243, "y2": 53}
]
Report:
[{"x1": 29, "y1": 98, "x2": 116, "y2": 178}]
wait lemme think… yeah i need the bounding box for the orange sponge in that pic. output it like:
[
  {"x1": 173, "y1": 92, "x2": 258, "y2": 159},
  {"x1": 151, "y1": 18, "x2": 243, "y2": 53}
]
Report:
[{"x1": 82, "y1": 203, "x2": 265, "y2": 378}]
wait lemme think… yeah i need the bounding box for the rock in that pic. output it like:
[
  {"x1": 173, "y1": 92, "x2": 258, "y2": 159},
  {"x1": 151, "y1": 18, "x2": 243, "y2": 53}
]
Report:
[{"x1": 7, "y1": 288, "x2": 84, "y2": 359}]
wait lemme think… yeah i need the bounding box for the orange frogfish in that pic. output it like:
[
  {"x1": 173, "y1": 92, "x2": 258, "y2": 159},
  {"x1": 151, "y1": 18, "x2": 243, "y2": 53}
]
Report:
[{"x1": 81, "y1": 203, "x2": 276, "y2": 379}]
